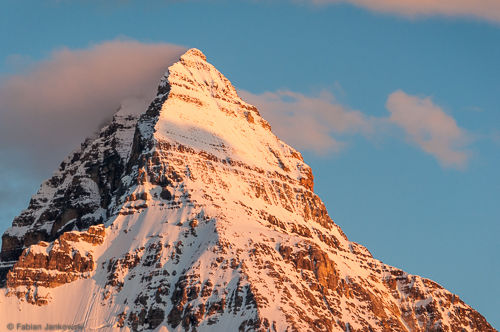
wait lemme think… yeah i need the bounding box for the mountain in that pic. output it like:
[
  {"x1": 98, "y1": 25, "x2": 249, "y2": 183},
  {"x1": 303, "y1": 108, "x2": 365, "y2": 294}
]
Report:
[{"x1": 0, "y1": 49, "x2": 495, "y2": 332}]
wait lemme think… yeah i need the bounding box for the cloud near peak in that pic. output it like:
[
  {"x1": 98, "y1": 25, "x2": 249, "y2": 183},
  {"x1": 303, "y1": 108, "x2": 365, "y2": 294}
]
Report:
[
  {"x1": 386, "y1": 90, "x2": 470, "y2": 169},
  {"x1": 0, "y1": 39, "x2": 186, "y2": 173},
  {"x1": 305, "y1": 0, "x2": 500, "y2": 23},
  {"x1": 239, "y1": 89, "x2": 374, "y2": 155},
  {"x1": 242, "y1": 88, "x2": 470, "y2": 169}
]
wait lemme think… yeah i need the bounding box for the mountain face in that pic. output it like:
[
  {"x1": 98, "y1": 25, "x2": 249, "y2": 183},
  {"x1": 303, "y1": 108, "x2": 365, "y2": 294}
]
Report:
[{"x1": 0, "y1": 49, "x2": 494, "y2": 332}]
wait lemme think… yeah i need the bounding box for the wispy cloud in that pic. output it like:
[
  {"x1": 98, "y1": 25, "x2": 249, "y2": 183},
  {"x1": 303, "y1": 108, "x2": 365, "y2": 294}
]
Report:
[
  {"x1": 386, "y1": 90, "x2": 470, "y2": 169},
  {"x1": 303, "y1": 0, "x2": 500, "y2": 23},
  {"x1": 0, "y1": 39, "x2": 186, "y2": 173},
  {"x1": 239, "y1": 89, "x2": 373, "y2": 155},
  {"x1": 241, "y1": 88, "x2": 471, "y2": 169}
]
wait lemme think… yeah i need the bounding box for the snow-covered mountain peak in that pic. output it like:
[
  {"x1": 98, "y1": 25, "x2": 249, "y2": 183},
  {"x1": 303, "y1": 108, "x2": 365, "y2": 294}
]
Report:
[
  {"x1": 180, "y1": 48, "x2": 207, "y2": 62},
  {"x1": 168, "y1": 47, "x2": 241, "y2": 105},
  {"x1": 0, "y1": 48, "x2": 495, "y2": 332},
  {"x1": 155, "y1": 49, "x2": 314, "y2": 191}
]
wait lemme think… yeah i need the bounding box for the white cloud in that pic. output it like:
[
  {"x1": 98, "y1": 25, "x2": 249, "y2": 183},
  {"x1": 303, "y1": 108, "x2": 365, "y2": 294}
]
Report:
[
  {"x1": 0, "y1": 39, "x2": 186, "y2": 173},
  {"x1": 241, "y1": 88, "x2": 471, "y2": 169},
  {"x1": 386, "y1": 90, "x2": 470, "y2": 168},
  {"x1": 304, "y1": 0, "x2": 500, "y2": 23},
  {"x1": 239, "y1": 89, "x2": 373, "y2": 155}
]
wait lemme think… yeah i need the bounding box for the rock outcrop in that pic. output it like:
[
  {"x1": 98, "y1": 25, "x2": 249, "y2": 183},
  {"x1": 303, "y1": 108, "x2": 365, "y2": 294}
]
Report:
[{"x1": 6, "y1": 225, "x2": 104, "y2": 305}]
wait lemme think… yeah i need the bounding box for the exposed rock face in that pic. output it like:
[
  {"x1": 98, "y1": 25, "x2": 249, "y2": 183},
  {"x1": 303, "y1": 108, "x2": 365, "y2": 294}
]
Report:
[
  {"x1": 0, "y1": 111, "x2": 136, "y2": 265},
  {"x1": 6, "y1": 225, "x2": 104, "y2": 305},
  {"x1": 0, "y1": 49, "x2": 495, "y2": 331}
]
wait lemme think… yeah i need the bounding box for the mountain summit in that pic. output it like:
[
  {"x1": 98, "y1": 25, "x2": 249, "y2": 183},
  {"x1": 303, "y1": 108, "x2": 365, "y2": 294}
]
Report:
[{"x1": 0, "y1": 49, "x2": 494, "y2": 332}]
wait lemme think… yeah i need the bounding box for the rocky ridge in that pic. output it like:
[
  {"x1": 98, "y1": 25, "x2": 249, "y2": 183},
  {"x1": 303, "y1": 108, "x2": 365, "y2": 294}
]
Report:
[{"x1": 0, "y1": 49, "x2": 495, "y2": 332}]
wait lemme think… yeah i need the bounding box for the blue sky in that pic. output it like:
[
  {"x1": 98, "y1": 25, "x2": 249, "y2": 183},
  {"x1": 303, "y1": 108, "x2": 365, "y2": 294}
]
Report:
[{"x1": 1, "y1": 0, "x2": 499, "y2": 327}]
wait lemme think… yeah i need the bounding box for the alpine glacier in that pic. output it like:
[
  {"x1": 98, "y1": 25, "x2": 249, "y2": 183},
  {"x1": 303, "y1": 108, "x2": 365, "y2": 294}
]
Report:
[{"x1": 0, "y1": 49, "x2": 495, "y2": 332}]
